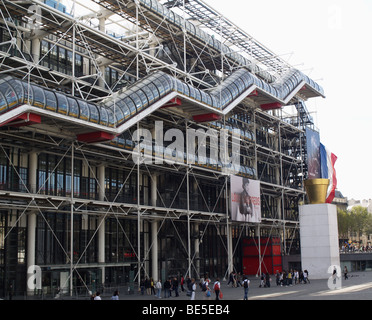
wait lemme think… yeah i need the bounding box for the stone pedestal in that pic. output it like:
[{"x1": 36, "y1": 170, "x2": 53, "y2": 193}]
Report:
[{"x1": 299, "y1": 204, "x2": 340, "y2": 279}]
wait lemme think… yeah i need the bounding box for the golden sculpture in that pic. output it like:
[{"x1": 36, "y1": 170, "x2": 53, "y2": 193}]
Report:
[{"x1": 304, "y1": 179, "x2": 330, "y2": 204}]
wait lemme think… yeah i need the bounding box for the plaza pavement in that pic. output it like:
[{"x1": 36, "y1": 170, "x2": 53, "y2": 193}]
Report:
[
  {"x1": 5, "y1": 271, "x2": 371, "y2": 301},
  {"x1": 110, "y1": 271, "x2": 372, "y2": 301}
]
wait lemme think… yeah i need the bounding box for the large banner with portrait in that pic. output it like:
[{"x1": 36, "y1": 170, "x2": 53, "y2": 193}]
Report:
[
  {"x1": 305, "y1": 127, "x2": 321, "y2": 179},
  {"x1": 230, "y1": 175, "x2": 261, "y2": 223}
]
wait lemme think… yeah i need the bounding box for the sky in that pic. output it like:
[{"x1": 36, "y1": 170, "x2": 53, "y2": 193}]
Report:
[{"x1": 204, "y1": 0, "x2": 372, "y2": 201}]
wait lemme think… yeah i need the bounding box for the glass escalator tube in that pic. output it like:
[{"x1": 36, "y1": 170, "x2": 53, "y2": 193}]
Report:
[
  {"x1": 55, "y1": 92, "x2": 69, "y2": 115},
  {"x1": 1, "y1": 80, "x2": 22, "y2": 108},
  {"x1": 200, "y1": 90, "x2": 212, "y2": 107},
  {"x1": 6, "y1": 78, "x2": 24, "y2": 107},
  {"x1": 67, "y1": 97, "x2": 79, "y2": 118},
  {"x1": 140, "y1": 79, "x2": 157, "y2": 106},
  {"x1": 106, "y1": 107, "x2": 115, "y2": 128},
  {"x1": 166, "y1": 8, "x2": 176, "y2": 26},
  {"x1": 152, "y1": 74, "x2": 167, "y2": 98},
  {"x1": 121, "y1": 96, "x2": 137, "y2": 118},
  {"x1": 0, "y1": 91, "x2": 8, "y2": 114},
  {"x1": 126, "y1": 89, "x2": 142, "y2": 115},
  {"x1": 44, "y1": 89, "x2": 57, "y2": 112},
  {"x1": 187, "y1": 83, "x2": 196, "y2": 101},
  {"x1": 108, "y1": 99, "x2": 124, "y2": 126},
  {"x1": 99, "y1": 106, "x2": 108, "y2": 127},
  {"x1": 88, "y1": 103, "x2": 100, "y2": 124},
  {"x1": 178, "y1": 80, "x2": 189, "y2": 97},
  {"x1": 220, "y1": 87, "x2": 234, "y2": 108},
  {"x1": 134, "y1": 87, "x2": 150, "y2": 112},
  {"x1": 31, "y1": 85, "x2": 46, "y2": 109},
  {"x1": 185, "y1": 20, "x2": 196, "y2": 37},
  {"x1": 77, "y1": 99, "x2": 90, "y2": 121},
  {"x1": 146, "y1": 80, "x2": 161, "y2": 103},
  {"x1": 114, "y1": 99, "x2": 131, "y2": 125}
]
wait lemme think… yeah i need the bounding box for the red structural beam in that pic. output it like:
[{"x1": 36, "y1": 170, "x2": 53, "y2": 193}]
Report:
[
  {"x1": 192, "y1": 113, "x2": 221, "y2": 123},
  {"x1": 7, "y1": 113, "x2": 41, "y2": 127},
  {"x1": 260, "y1": 102, "x2": 282, "y2": 111},
  {"x1": 248, "y1": 90, "x2": 258, "y2": 97},
  {"x1": 77, "y1": 131, "x2": 116, "y2": 143},
  {"x1": 161, "y1": 97, "x2": 182, "y2": 108}
]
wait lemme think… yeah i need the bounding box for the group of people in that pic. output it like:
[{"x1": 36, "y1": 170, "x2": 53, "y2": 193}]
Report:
[
  {"x1": 91, "y1": 269, "x2": 313, "y2": 301},
  {"x1": 227, "y1": 272, "x2": 244, "y2": 287},
  {"x1": 154, "y1": 277, "x2": 180, "y2": 298},
  {"x1": 140, "y1": 277, "x2": 157, "y2": 296},
  {"x1": 151, "y1": 276, "x2": 190, "y2": 299},
  {"x1": 153, "y1": 276, "x2": 223, "y2": 300},
  {"x1": 341, "y1": 243, "x2": 372, "y2": 253},
  {"x1": 91, "y1": 290, "x2": 119, "y2": 300},
  {"x1": 274, "y1": 269, "x2": 310, "y2": 287}
]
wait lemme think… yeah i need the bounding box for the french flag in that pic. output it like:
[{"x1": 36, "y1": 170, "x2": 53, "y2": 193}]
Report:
[{"x1": 320, "y1": 143, "x2": 338, "y2": 203}]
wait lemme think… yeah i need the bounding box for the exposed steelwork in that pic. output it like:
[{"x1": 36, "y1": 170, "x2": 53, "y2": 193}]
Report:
[{"x1": 0, "y1": 0, "x2": 323, "y2": 298}]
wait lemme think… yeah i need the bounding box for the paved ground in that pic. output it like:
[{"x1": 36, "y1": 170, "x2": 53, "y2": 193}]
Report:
[
  {"x1": 92, "y1": 271, "x2": 372, "y2": 301},
  {"x1": 4, "y1": 271, "x2": 372, "y2": 301}
]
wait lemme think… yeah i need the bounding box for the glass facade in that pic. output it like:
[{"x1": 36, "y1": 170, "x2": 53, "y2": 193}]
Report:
[{"x1": 0, "y1": 0, "x2": 326, "y2": 299}]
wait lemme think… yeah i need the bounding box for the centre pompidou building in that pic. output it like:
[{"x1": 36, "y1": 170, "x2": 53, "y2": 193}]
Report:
[{"x1": 0, "y1": 0, "x2": 324, "y2": 297}]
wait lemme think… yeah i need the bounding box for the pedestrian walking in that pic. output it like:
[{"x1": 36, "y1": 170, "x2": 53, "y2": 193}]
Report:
[
  {"x1": 203, "y1": 282, "x2": 211, "y2": 300},
  {"x1": 236, "y1": 272, "x2": 242, "y2": 287},
  {"x1": 288, "y1": 270, "x2": 293, "y2": 286},
  {"x1": 294, "y1": 269, "x2": 299, "y2": 284},
  {"x1": 304, "y1": 270, "x2": 310, "y2": 283},
  {"x1": 275, "y1": 270, "x2": 280, "y2": 286},
  {"x1": 344, "y1": 266, "x2": 348, "y2": 280},
  {"x1": 213, "y1": 278, "x2": 221, "y2": 300},
  {"x1": 303, "y1": 270, "x2": 310, "y2": 284},
  {"x1": 259, "y1": 273, "x2": 265, "y2": 287},
  {"x1": 243, "y1": 276, "x2": 250, "y2": 300},
  {"x1": 227, "y1": 272, "x2": 234, "y2": 287},
  {"x1": 265, "y1": 272, "x2": 271, "y2": 288}
]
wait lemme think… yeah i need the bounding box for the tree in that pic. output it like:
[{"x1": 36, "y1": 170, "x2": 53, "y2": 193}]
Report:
[
  {"x1": 337, "y1": 209, "x2": 352, "y2": 240},
  {"x1": 350, "y1": 206, "x2": 370, "y2": 241},
  {"x1": 337, "y1": 206, "x2": 372, "y2": 243}
]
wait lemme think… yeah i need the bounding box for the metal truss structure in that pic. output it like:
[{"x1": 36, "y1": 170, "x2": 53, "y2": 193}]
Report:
[{"x1": 0, "y1": 0, "x2": 323, "y2": 297}]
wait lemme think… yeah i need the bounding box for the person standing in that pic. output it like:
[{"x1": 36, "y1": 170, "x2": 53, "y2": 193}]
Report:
[
  {"x1": 294, "y1": 269, "x2": 299, "y2": 285},
  {"x1": 304, "y1": 270, "x2": 309, "y2": 284},
  {"x1": 155, "y1": 279, "x2": 162, "y2": 298},
  {"x1": 190, "y1": 278, "x2": 196, "y2": 300},
  {"x1": 172, "y1": 277, "x2": 179, "y2": 297},
  {"x1": 213, "y1": 278, "x2": 221, "y2": 300},
  {"x1": 265, "y1": 273, "x2": 271, "y2": 288},
  {"x1": 287, "y1": 270, "x2": 292, "y2": 286},
  {"x1": 186, "y1": 276, "x2": 192, "y2": 295},
  {"x1": 243, "y1": 277, "x2": 250, "y2": 300},
  {"x1": 180, "y1": 276, "x2": 185, "y2": 292},
  {"x1": 164, "y1": 278, "x2": 171, "y2": 298},
  {"x1": 344, "y1": 266, "x2": 348, "y2": 280},
  {"x1": 111, "y1": 290, "x2": 119, "y2": 300},
  {"x1": 227, "y1": 272, "x2": 234, "y2": 287},
  {"x1": 236, "y1": 272, "x2": 242, "y2": 287},
  {"x1": 275, "y1": 270, "x2": 280, "y2": 286},
  {"x1": 145, "y1": 277, "x2": 151, "y2": 295},
  {"x1": 151, "y1": 278, "x2": 156, "y2": 295}
]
